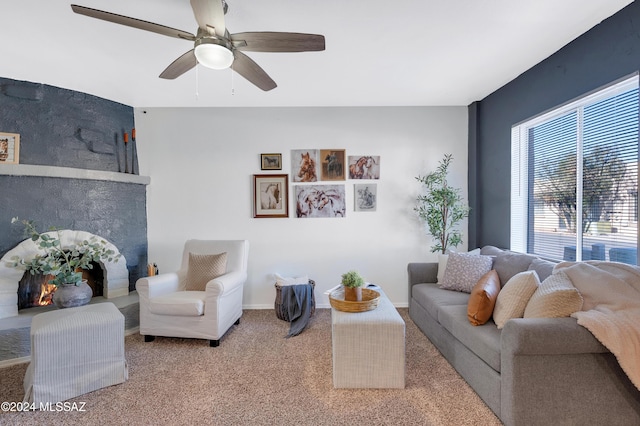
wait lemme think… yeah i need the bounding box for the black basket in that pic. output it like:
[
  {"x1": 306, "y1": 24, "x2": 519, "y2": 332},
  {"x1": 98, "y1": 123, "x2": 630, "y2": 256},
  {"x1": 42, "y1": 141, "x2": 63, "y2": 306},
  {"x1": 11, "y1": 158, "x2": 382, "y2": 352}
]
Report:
[{"x1": 274, "y1": 279, "x2": 316, "y2": 321}]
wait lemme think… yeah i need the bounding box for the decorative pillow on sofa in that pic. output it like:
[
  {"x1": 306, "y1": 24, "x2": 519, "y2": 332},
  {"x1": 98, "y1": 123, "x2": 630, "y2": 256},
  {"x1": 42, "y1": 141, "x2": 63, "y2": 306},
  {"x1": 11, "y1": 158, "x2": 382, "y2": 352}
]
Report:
[
  {"x1": 436, "y1": 248, "x2": 480, "y2": 283},
  {"x1": 440, "y1": 251, "x2": 492, "y2": 293},
  {"x1": 524, "y1": 271, "x2": 583, "y2": 318},
  {"x1": 493, "y1": 271, "x2": 540, "y2": 329},
  {"x1": 492, "y1": 251, "x2": 537, "y2": 287},
  {"x1": 467, "y1": 270, "x2": 501, "y2": 326},
  {"x1": 185, "y1": 252, "x2": 228, "y2": 291}
]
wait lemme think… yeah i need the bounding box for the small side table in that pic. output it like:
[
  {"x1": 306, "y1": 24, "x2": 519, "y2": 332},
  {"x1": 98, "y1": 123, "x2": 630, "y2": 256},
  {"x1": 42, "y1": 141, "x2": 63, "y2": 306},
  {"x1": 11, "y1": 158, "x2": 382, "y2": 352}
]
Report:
[
  {"x1": 331, "y1": 286, "x2": 405, "y2": 388},
  {"x1": 23, "y1": 302, "x2": 128, "y2": 405}
]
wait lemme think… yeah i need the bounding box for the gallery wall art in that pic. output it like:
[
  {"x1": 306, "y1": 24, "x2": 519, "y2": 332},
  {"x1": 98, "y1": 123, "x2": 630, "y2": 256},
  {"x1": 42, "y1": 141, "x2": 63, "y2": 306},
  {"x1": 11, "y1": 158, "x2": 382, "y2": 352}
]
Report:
[
  {"x1": 294, "y1": 185, "x2": 346, "y2": 218},
  {"x1": 348, "y1": 155, "x2": 380, "y2": 179},
  {"x1": 355, "y1": 184, "x2": 377, "y2": 212},
  {"x1": 261, "y1": 153, "x2": 282, "y2": 170},
  {"x1": 291, "y1": 149, "x2": 319, "y2": 182},
  {"x1": 253, "y1": 174, "x2": 289, "y2": 218},
  {"x1": 252, "y1": 150, "x2": 382, "y2": 219},
  {"x1": 320, "y1": 149, "x2": 345, "y2": 181}
]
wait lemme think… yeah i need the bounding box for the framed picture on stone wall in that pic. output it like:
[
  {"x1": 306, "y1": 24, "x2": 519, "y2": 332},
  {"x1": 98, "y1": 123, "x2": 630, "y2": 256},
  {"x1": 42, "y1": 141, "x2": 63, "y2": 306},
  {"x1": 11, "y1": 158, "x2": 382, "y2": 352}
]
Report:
[{"x1": 0, "y1": 132, "x2": 20, "y2": 164}]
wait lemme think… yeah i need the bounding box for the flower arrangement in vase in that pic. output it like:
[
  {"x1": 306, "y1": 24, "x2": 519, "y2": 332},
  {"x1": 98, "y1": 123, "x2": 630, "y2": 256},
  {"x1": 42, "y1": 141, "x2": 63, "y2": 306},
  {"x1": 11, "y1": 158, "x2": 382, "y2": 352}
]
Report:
[{"x1": 7, "y1": 218, "x2": 121, "y2": 308}]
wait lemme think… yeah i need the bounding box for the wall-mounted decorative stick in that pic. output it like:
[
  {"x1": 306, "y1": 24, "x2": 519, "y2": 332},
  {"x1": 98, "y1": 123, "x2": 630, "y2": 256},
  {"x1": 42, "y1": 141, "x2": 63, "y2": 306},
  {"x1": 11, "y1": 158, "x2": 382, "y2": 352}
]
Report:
[{"x1": 124, "y1": 132, "x2": 129, "y2": 174}]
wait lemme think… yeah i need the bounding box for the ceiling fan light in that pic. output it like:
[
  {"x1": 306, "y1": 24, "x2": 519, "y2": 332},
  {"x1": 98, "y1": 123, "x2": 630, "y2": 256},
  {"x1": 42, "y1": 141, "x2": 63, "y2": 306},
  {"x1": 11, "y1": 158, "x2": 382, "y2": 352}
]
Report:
[{"x1": 194, "y1": 39, "x2": 234, "y2": 70}]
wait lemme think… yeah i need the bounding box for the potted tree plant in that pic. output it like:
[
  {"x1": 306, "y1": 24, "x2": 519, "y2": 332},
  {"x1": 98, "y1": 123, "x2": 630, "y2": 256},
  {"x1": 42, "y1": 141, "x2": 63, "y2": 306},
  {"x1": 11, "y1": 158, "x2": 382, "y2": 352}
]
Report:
[
  {"x1": 415, "y1": 154, "x2": 470, "y2": 254},
  {"x1": 341, "y1": 270, "x2": 365, "y2": 302},
  {"x1": 8, "y1": 217, "x2": 121, "y2": 308}
]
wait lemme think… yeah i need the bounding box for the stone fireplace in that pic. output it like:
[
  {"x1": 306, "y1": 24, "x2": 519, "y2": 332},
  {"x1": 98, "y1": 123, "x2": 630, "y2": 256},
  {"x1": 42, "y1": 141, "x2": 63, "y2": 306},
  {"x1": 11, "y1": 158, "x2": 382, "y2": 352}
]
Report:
[{"x1": 0, "y1": 230, "x2": 129, "y2": 319}]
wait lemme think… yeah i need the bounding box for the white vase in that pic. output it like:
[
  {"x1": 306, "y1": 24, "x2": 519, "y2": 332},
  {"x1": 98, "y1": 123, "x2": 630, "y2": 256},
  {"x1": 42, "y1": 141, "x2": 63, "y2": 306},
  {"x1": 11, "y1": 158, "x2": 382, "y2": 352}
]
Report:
[{"x1": 52, "y1": 280, "x2": 93, "y2": 309}]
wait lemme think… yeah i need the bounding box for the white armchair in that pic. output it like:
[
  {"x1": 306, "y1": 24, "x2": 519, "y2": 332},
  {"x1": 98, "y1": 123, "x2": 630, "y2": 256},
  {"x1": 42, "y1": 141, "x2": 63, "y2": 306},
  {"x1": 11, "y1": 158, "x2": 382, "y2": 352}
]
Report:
[{"x1": 136, "y1": 240, "x2": 249, "y2": 347}]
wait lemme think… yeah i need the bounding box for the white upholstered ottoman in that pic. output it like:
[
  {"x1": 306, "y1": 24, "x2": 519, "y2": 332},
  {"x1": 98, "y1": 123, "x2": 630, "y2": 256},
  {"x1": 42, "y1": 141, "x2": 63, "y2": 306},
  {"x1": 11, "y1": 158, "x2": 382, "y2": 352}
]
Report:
[
  {"x1": 331, "y1": 286, "x2": 405, "y2": 388},
  {"x1": 23, "y1": 302, "x2": 128, "y2": 404}
]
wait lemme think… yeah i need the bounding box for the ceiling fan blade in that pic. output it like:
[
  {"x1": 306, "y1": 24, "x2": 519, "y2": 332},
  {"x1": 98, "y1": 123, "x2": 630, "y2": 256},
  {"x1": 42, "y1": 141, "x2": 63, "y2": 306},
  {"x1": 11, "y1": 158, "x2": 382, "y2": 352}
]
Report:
[
  {"x1": 190, "y1": 0, "x2": 226, "y2": 37},
  {"x1": 231, "y1": 32, "x2": 325, "y2": 52},
  {"x1": 159, "y1": 50, "x2": 198, "y2": 79},
  {"x1": 232, "y1": 51, "x2": 277, "y2": 91},
  {"x1": 71, "y1": 5, "x2": 195, "y2": 41}
]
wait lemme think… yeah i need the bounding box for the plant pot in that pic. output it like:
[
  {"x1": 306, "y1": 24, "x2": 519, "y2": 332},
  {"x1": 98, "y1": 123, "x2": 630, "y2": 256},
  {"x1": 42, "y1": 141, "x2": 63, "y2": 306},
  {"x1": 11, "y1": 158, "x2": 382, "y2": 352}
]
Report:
[
  {"x1": 343, "y1": 286, "x2": 362, "y2": 302},
  {"x1": 52, "y1": 280, "x2": 93, "y2": 309}
]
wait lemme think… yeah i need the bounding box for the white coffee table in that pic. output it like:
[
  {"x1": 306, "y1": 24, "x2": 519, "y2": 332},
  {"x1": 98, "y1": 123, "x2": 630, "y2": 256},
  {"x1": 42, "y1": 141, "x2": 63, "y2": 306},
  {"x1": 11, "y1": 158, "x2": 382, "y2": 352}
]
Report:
[{"x1": 330, "y1": 285, "x2": 405, "y2": 388}]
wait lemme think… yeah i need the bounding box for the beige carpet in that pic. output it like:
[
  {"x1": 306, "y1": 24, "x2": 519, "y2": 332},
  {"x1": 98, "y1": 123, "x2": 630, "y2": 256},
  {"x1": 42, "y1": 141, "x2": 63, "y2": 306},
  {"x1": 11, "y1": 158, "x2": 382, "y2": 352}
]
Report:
[{"x1": 0, "y1": 308, "x2": 501, "y2": 426}]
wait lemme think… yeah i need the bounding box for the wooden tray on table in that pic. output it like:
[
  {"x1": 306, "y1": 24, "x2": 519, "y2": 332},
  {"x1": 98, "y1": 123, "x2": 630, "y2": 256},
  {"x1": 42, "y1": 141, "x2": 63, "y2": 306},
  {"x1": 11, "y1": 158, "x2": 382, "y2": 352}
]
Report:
[{"x1": 329, "y1": 288, "x2": 380, "y2": 313}]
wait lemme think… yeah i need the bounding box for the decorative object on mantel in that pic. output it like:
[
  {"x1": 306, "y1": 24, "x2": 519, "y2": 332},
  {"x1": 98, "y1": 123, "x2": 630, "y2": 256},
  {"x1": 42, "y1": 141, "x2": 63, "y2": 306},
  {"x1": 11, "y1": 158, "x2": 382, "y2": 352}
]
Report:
[
  {"x1": 415, "y1": 153, "x2": 470, "y2": 254},
  {"x1": 123, "y1": 131, "x2": 129, "y2": 174},
  {"x1": 147, "y1": 263, "x2": 158, "y2": 276},
  {"x1": 340, "y1": 270, "x2": 365, "y2": 302},
  {"x1": 0, "y1": 132, "x2": 20, "y2": 165},
  {"x1": 7, "y1": 217, "x2": 121, "y2": 308},
  {"x1": 131, "y1": 128, "x2": 137, "y2": 175}
]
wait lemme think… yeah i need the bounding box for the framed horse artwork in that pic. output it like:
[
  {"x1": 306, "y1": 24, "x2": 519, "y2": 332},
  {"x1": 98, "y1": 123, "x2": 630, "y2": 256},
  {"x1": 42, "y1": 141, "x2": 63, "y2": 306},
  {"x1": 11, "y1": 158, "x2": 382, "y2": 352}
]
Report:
[
  {"x1": 261, "y1": 153, "x2": 282, "y2": 170},
  {"x1": 320, "y1": 149, "x2": 345, "y2": 181},
  {"x1": 291, "y1": 149, "x2": 319, "y2": 182},
  {"x1": 348, "y1": 155, "x2": 380, "y2": 179},
  {"x1": 253, "y1": 174, "x2": 289, "y2": 218}
]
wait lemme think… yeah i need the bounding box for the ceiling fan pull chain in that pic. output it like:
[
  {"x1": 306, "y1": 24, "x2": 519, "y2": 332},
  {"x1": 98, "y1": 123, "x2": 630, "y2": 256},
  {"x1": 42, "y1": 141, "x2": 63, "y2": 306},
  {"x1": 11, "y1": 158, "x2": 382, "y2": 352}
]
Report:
[
  {"x1": 231, "y1": 65, "x2": 235, "y2": 96},
  {"x1": 195, "y1": 64, "x2": 200, "y2": 100}
]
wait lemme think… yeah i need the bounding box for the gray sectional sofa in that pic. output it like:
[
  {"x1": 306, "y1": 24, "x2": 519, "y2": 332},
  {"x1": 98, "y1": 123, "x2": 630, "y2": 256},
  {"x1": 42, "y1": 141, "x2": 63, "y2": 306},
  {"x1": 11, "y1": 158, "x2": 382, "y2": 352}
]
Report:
[{"x1": 408, "y1": 246, "x2": 640, "y2": 426}]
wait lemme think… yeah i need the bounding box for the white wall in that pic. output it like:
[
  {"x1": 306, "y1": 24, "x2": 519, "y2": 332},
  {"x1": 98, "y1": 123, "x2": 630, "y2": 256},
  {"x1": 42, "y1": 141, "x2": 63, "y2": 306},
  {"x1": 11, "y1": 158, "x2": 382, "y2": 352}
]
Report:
[{"x1": 134, "y1": 106, "x2": 468, "y2": 308}]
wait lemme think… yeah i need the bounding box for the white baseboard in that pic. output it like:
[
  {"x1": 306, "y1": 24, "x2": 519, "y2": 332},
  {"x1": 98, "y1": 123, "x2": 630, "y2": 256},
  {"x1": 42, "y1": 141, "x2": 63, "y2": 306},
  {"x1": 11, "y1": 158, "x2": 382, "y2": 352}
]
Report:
[{"x1": 241, "y1": 302, "x2": 408, "y2": 310}]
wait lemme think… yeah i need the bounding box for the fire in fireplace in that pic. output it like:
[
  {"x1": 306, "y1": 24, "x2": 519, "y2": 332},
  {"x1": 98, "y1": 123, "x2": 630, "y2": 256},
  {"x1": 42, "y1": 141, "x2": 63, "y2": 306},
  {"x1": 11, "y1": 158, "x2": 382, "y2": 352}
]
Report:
[
  {"x1": 0, "y1": 229, "x2": 130, "y2": 319},
  {"x1": 17, "y1": 261, "x2": 105, "y2": 310}
]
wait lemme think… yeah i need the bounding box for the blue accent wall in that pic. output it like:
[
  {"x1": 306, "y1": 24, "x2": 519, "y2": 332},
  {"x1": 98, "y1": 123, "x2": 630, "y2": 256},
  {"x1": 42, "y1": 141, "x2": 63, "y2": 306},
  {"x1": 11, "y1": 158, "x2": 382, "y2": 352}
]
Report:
[
  {"x1": 0, "y1": 78, "x2": 146, "y2": 289},
  {"x1": 469, "y1": 1, "x2": 640, "y2": 249}
]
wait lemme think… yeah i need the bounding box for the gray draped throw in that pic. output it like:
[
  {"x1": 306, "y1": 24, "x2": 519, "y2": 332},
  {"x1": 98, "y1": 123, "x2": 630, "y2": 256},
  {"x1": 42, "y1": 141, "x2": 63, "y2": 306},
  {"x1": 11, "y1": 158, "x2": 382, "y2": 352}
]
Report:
[{"x1": 280, "y1": 284, "x2": 313, "y2": 337}]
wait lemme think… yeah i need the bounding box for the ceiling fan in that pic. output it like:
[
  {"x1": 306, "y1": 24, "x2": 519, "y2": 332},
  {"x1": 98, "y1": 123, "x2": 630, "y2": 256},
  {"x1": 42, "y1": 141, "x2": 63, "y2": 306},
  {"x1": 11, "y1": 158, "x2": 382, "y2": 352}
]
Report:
[{"x1": 70, "y1": 0, "x2": 325, "y2": 91}]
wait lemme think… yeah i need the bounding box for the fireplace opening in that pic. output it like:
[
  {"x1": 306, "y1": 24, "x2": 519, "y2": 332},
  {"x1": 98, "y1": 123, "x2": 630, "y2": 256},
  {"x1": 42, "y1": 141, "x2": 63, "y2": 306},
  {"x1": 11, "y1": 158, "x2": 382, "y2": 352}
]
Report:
[{"x1": 17, "y1": 261, "x2": 104, "y2": 310}]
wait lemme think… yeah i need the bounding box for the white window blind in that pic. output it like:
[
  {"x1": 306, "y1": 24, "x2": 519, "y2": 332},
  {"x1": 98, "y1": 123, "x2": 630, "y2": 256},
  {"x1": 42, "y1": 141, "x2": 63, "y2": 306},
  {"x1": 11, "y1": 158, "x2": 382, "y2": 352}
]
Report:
[{"x1": 511, "y1": 75, "x2": 639, "y2": 264}]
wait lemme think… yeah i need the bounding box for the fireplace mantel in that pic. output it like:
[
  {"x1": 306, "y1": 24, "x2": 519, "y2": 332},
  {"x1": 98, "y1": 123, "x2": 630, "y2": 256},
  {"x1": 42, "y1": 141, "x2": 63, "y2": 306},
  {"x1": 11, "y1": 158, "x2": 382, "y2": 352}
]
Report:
[{"x1": 0, "y1": 164, "x2": 150, "y2": 185}]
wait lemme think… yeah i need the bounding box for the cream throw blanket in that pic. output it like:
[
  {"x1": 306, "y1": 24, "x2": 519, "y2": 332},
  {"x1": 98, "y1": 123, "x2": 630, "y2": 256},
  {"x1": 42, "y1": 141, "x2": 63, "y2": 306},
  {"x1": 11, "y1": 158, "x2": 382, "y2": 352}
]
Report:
[{"x1": 555, "y1": 261, "x2": 640, "y2": 391}]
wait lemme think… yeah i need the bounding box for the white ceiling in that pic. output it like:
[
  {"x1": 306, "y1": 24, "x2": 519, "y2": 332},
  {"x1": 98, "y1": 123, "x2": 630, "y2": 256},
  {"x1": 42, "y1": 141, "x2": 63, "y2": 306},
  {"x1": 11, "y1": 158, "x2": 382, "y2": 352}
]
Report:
[{"x1": 0, "y1": 0, "x2": 633, "y2": 108}]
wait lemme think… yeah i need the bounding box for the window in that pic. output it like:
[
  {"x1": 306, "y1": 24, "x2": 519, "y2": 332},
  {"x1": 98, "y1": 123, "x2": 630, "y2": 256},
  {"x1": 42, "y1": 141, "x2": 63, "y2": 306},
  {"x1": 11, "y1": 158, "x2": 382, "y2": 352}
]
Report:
[{"x1": 511, "y1": 75, "x2": 639, "y2": 264}]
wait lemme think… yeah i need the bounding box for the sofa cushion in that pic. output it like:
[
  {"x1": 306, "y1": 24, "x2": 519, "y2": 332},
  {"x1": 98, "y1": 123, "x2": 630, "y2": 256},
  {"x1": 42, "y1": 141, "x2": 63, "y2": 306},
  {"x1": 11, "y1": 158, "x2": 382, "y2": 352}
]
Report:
[
  {"x1": 149, "y1": 291, "x2": 206, "y2": 316},
  {"x1": 185, "y1": 252, "x2": 227, "y2": 291},
  {"x1": 467, "y1": 270, "x2": 501, "y2": 326},
  {"x1": 412, "y1": 283, "x2": 469, "y2": 319},
  {"x1": 440, "y1": 252, "x2": 493, "y2": 293},
  {"x1": 493, "y1": 271, "x2": 540, "y2": 329},
  {"x1": 527, "y1": 258, "x2": 556, "y2": 281},
  {"x1": 438, "y1": 304, "x2": 502, "y2": 372},
  {"x1": 524, "y1": 271, "x2": 583, "y2": 318},
  {"x1": 493, "y1": 251, "x2": 537, "y2": 286},
  {"x1": 480, "y1": 245, "x2": 504, "y2": 256}
]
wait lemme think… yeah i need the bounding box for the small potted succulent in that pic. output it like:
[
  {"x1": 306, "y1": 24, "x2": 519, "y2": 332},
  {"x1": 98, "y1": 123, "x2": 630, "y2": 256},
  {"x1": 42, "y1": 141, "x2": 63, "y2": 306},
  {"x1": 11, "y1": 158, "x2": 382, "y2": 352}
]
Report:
[{"x1": 341, "y1": 270, "x2": 365, "y2": 302}]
